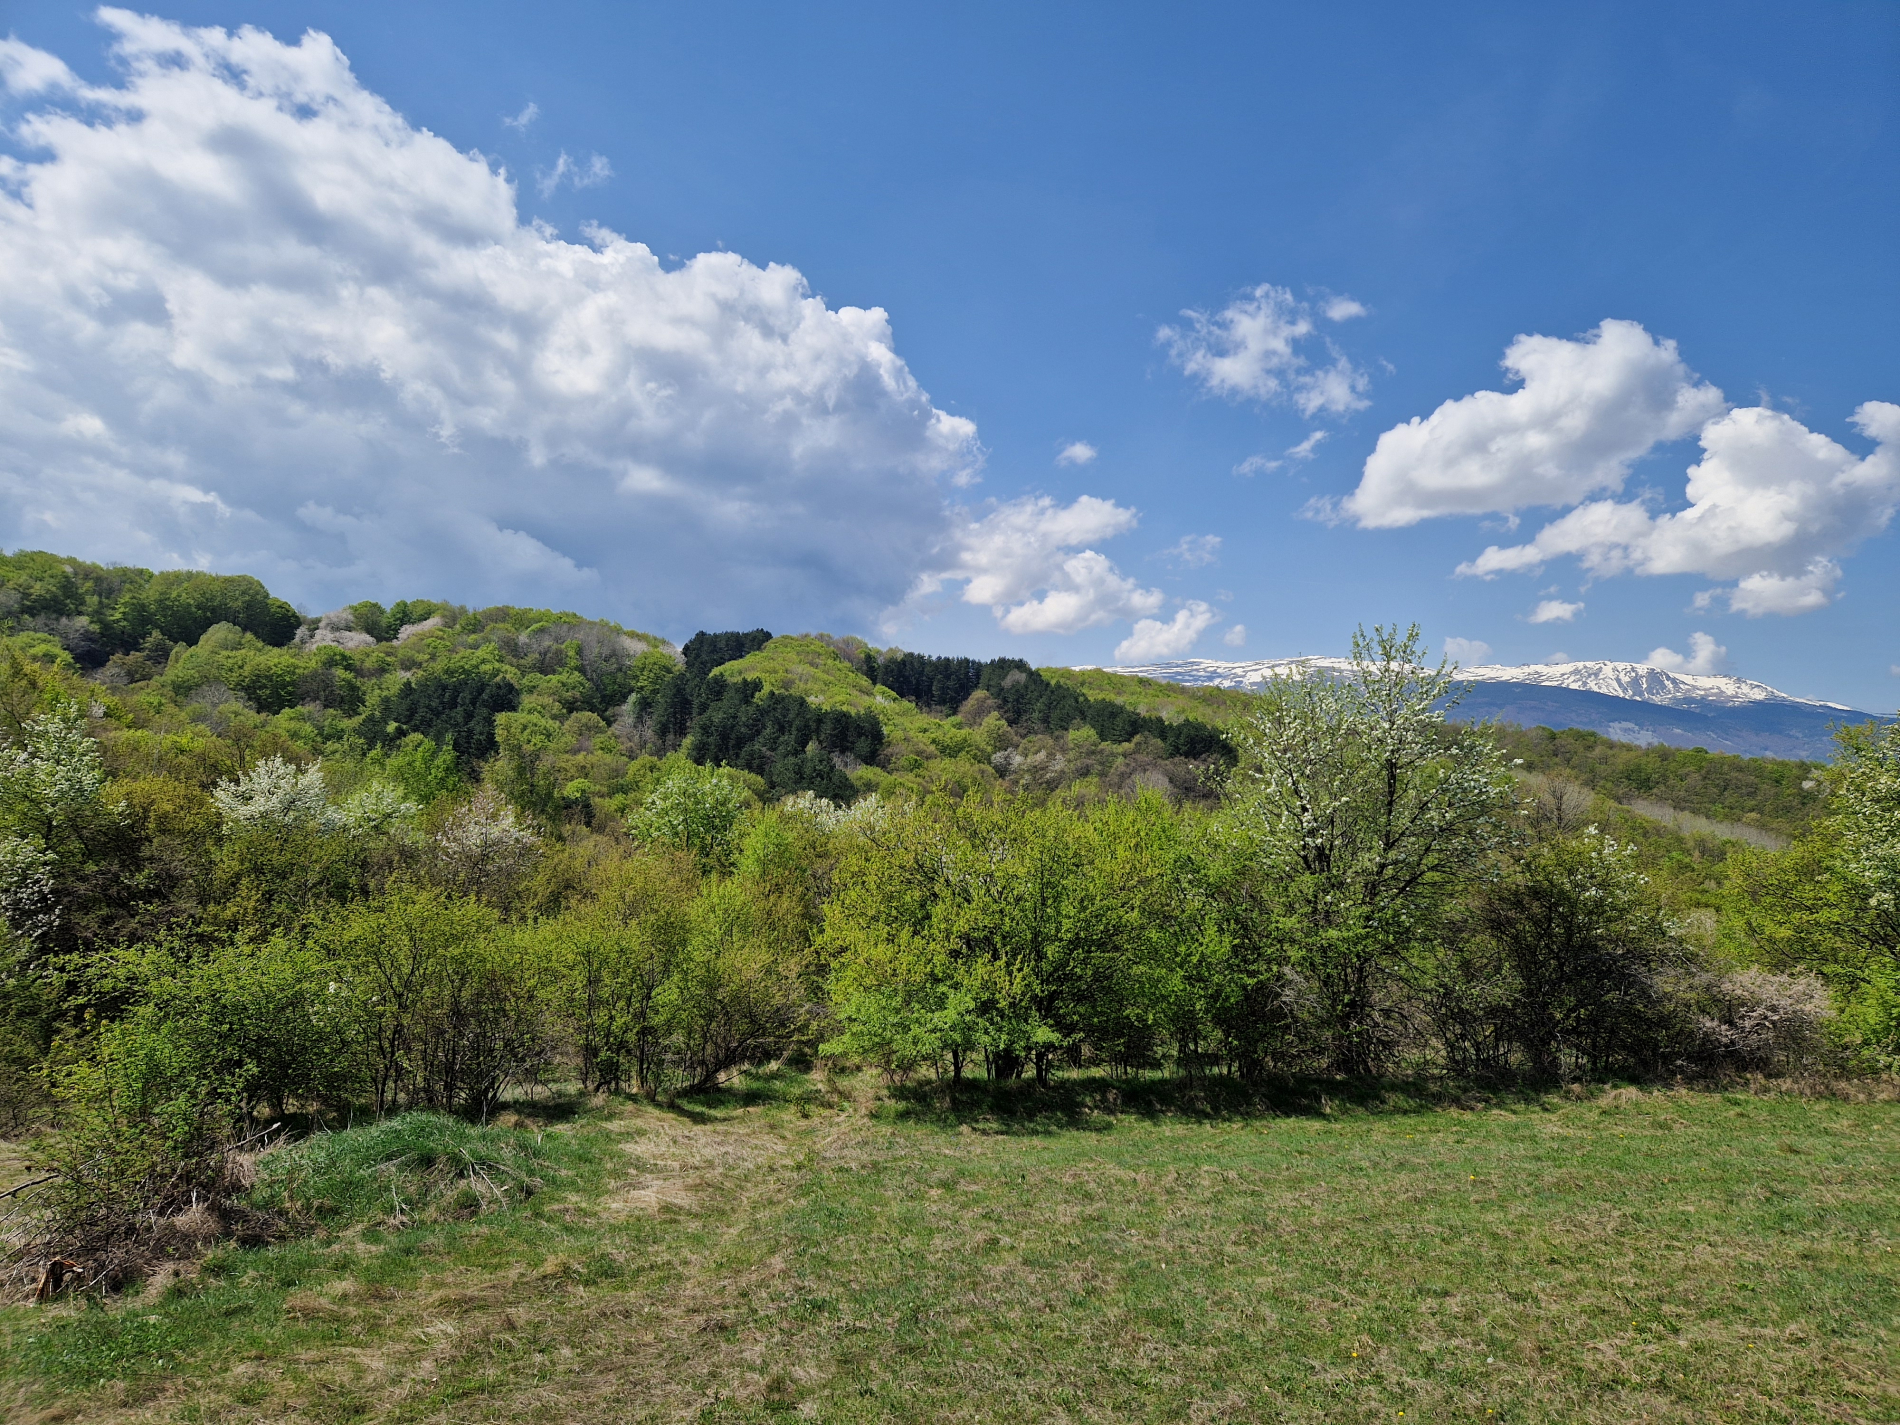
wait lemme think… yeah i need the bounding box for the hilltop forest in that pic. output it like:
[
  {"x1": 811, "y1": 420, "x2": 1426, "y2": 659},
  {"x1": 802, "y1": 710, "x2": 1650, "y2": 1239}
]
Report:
[{"x1": 0, "y1": 547, "x2": 1896, "y2": 1296}]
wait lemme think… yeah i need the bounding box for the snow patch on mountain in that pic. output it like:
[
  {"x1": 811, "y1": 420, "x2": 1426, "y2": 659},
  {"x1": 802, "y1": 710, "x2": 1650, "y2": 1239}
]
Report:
[{"x1": 1088, "y1": 657, "x2": 1855, "y2": 713}]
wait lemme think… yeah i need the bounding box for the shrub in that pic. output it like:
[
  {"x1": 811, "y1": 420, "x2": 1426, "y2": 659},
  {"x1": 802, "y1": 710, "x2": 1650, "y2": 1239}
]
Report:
[
  {"x1": 20, "y1": 1015, "x2": 252, "y2": 1292},
  {"x1": 1694, "y1": 968, "x2": 1836, "y2": 1074},
  {"x1": 1462, "y1": 829, "x2": 1694, "y2": 1081},
  {"x1": 316, "y1": 888, "x2": 547, "y2": 1117}
]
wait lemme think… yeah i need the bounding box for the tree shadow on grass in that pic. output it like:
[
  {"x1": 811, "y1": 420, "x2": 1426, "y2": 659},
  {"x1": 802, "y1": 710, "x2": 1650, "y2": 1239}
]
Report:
[{"x1": 876, "y1": 1070, "x2": 1561, "y2": 1135}]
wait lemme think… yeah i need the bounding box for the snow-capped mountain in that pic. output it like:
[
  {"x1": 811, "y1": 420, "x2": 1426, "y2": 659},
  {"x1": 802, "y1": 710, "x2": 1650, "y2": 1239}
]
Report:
[
  {"x1": 1081, "y1": 657, "x2": 1884, "y2": 761},
  {"x1": 1102, "y1": 656, "x2": 1853, "y2": 713}
]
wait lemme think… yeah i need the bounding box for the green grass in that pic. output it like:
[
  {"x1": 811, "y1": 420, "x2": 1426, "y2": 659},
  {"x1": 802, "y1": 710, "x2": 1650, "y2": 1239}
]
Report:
[{"x1": 3, "y1": 1076, "x2": 1896, "y2": 1423}]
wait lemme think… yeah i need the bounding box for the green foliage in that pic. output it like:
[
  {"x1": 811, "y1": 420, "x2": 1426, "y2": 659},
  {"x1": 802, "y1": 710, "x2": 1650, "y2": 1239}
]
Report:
[
  {"x1": 1438, "y1": 830, "x2": 1691, "y2": 1081},
  {"x1": 630, "y1": 763, "x2": 749, "y2": 870},
  {"x1": 313, "y1": 887, "x2": 546, "y2": 1117},
  {"x1": 654, "y1": 875, "x2": 807, "y2": 1093},
  {"x1": 367, "y1": 649, "x2": 520, "y2": 760},
  {"x1": 367, "y1": 733, "x2": 463, "y2": 806},
  {"x1": 1721, "y1": 717, "x2": 1900, "y2": 1067},
  {"x1": 87, "y1": 936, "x2": 357, "y2": 1118},
  {"x1": 823, "y1": 791, "x2": 1191, "y2": 1082},
  {"x1": 543, "y1": 854, "x2": 697, "y2": 1092},
  {"x1": 25, "y1": 1008, "x2": 245, "y2": 1278}
]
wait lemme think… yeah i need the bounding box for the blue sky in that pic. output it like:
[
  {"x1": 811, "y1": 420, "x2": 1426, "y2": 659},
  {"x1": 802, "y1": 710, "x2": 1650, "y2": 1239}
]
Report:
[{"x1": 1, "y1": 3, "x2": 1895, "y2": 707}]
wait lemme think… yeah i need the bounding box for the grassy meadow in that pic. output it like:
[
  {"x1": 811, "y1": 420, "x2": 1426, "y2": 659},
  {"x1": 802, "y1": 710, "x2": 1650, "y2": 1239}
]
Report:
[{"x1": 3, "y1": 1074, "x2": 1895, "y2": 1424}]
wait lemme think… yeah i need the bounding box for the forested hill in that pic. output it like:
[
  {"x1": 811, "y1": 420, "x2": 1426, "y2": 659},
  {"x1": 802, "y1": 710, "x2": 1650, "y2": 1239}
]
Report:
[
  {"x1": 0, "y1": 550, "x2": 1235, "y2": 816},
  {"x1": 0, "y1": 548, "x2": 1833, "y2": 833}
]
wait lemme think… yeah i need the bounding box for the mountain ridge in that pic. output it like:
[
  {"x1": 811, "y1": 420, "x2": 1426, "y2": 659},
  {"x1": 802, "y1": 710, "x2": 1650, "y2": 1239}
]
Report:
[{"x1": 1078, "y1": 656, "x2": 1888, "y2": 760}]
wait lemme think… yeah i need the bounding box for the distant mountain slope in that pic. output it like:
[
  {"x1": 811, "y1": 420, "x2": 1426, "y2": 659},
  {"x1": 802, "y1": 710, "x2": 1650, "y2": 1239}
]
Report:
[{"x1": 1091, "y1": 657, "x2": 1891, "y2": 761}]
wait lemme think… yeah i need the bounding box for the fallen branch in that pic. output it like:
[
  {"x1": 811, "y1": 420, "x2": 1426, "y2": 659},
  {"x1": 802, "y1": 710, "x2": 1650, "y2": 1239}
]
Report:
[{"x1": 0, "y1": 1173, "x2": 57, "y2": 1203}]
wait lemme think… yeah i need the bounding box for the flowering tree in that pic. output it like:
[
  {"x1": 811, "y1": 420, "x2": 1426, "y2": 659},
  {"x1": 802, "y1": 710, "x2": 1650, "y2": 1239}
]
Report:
[
  {"x1": 426, "y1": 786, "x2": 540, "y2": 901},
  {"x1": 0, "y1": 703, "x2": 115, "y2": 949},
  {"x1": 1229, "y1": 623, "x2": 1516, "y2": 1074},
  {"x1": 211, "y1": 756, "x2": 339, "y2": 834},
  {"x1": 1822, "y1": 717, "x2": 1900, "y2": 1063}
]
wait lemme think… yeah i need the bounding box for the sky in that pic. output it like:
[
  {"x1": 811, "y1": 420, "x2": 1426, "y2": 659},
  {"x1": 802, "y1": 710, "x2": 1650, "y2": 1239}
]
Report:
[{"x1": 0, "y1": 2, "x2": 1895, "y2": 708}]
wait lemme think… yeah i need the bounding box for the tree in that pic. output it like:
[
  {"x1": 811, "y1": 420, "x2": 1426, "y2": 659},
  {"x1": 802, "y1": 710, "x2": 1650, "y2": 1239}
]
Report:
[
  {"x1": 1465, "y1": 829, "x2": 1689, "y2": 1080},
  {"x1": 630, "y1": 764, "x2": 748, "y2": 871},
  {"x1": 1227, "y1": 624, "x2": 1514, "y2": 1074},
  {"x1": 211, "y1": 755, "x2": 338, "y2": 835}
]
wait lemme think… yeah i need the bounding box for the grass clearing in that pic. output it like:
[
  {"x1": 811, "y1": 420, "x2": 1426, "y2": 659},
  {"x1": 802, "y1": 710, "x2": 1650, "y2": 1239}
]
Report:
[{"x1": 2, "y1": 1075, "x2": 1895, "y2": 1423}]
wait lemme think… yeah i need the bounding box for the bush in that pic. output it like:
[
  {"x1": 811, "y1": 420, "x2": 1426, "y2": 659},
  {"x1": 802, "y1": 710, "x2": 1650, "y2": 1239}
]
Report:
[
  {"x1": 1450, "y1": 829, "x2": 1694, "y2": 1081},
  {"x1": 1694, "y1": 968, "x2": 1836, "y2": 1074},
  {"x1": 654, "y1": 878, "x2": 806, "y2": 1094},
  {"x1": 316, "y1": 888, "x2": 547, "y2": 1117},
  {"x1": 19, "y1": 1014, "x2": 254, "y2": 1292},
  {"x1": 95, "y1": 937, "x2": 359, "y2": 1119},
  {"x1": 544, "y1": 853, "x2": 697, "y2": 1093}
]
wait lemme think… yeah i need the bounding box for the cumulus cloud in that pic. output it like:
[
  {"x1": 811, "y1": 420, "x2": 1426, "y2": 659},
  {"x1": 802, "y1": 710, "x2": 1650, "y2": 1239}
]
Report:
[
  {"x1": 1457, "y1": 403, "x2": 1900, "y2": 615},
  {"x1": 1114, "y1": 601, "x2": 1218, "y2": 663},
  {"x1": 1647, "y1": 631, "x2": 1727, "y2": 676},
  {"x1": 1443, "y1": 636, "x2": 1492, "y2": 664},
  {"x1": 1344, "y1": 320, "x2": 1725, "y2": 528},
  {"x1": 1162, "y1": 534, "x2": 1221, "y2": 568},
  {"x1": 0, "y1": 14, "x2": 986, "y2": 632},
  {"x1": 1159, "y1": 283, "x2": 1370, "y2": 418},
  {"x1": 502, "y1": 101, "x2": 539, "y2": 131},
  {"x1": 1054, "y1": 440, "x2": 1098, "y2": 467},
  {"x1": 1528, "y1": 599, "x2": 1582, "y2": 624},
  {"x1": 904, "y1": 494, "x2": 1163, "y2": 636},
  {"x1": 536, "y1": 150, "x2": 612, "y2": 197},
  {"x1": 1223, "y1": 623, "x2": 1247, "y2": 648},
  {"x1": 1285, "y1": 430, "x2": 1328, "y2": 461},
  {"x1": 1323, "y1": 296, "x2": 1368, "y2": 322}
]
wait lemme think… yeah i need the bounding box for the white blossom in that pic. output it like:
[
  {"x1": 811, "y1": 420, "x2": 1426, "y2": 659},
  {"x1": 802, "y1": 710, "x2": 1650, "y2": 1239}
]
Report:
[{"x1": 212, "y1": 756, "x2": 341, "y2": 833}]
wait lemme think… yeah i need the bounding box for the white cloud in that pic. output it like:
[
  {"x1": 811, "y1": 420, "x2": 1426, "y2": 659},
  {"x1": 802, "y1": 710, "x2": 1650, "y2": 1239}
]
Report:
[
  {"x1": 1457, "y1": 403, "x2": 1900, "y2": 615},
  {"x1": 1159, "y1": 283, "x2": 1370, "y2": 418},
  {"x1": 536, "y1": 150, "x2": 612, "y2": 197},
  {"x1": 1, "y1": 36, "x2": 76, "y2": 95},
  {"x1": 1115, "y1": 601, "x2": 1218, "y2": 663},
  {"x1": 1234, "y1": 454, "x2": 1279, "y2": 477},
  {"x1": 1163, "y1": 534, "x2": 1221, "y2": 568},
  {"x1": 1544, "y1": 652, "x2": 1571, "y2": 664},
  {"x1": 1647, "y1": 631, "x2": 1728, "y2": 676},
  {"x1": 1323, "y1": 296, "x2": 1368, "y2": 322},
  {"x1": 907, "y1": 494, "x2": 1162, "y2": 636},
  {"x1": 0, "y1": 17, "x2": 987, "y2": 632},
  {"x1": 1223, "y1": 623, "x2": 1247, "y2": 648},
  {"x1": 1055, "y1": 440, "x2": 1098, "y2": 467},
  {"x1": 503, "y1": 101, "x2": 539, "y2": 131},
  {"x1": 1285, "y1": 430, "x2": 1328, "y2": 460},
  {"x1": 1443, "y1": 636, "x2": 1492, "y2": 664},
  {"x1": 1528, "y1": 599, "x2": 1583, "y2": 624},
  {"x1": 1344, "y1": 320, "x2": 1725, "y2": 528}
]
